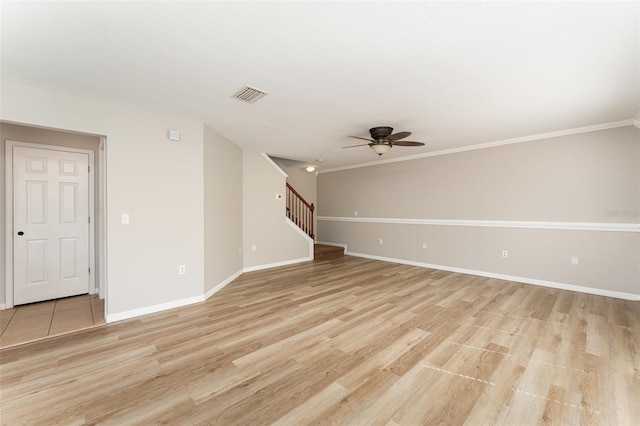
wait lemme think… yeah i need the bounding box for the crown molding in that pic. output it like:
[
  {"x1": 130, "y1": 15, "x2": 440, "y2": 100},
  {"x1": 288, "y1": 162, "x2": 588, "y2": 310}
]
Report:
[{"x1": 320, "y1": 119, "x2": 635, "y2": 174}]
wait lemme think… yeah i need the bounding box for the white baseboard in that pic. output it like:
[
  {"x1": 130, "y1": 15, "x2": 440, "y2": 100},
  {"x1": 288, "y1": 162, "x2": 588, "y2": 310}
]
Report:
[
  {"x1": 0, "y1": 303, "x2": 5, "y2": 311},
  {"x1": 345, "y1": 250, "x2": 640, "y2": 301},
  {"x1": 105, "y1": 255, "x2": 320, "y2": 323},
  {"x1": 243, "y1": 256, "x2": 312, "y2": 273},
  {"x1": 204, "y1": 269, "x2": 243, "y2": 300},
  {"x1": 106, "y1": 294, "x2": 205, "y2": 323},
  {"x1": 106, "y1": 270, "x2": 245, "y2": 323}
]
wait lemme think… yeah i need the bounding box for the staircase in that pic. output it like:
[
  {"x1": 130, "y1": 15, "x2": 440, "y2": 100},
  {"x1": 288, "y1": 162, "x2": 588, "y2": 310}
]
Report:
[
  {"x1": 286, "y1": 183, "x2": 344, "y2": 261},
  {"x1": 286, "y1": 182, "x2": 314, "y2": 239}
]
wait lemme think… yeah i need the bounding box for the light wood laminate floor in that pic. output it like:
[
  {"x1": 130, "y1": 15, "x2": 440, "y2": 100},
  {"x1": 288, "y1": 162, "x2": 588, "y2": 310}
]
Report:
[
  {"x1": 0, "y1": 294, "x2": 105, "y2": 349},
  {"x1": 1, "y1": 256, "x2": 638, "y2": 425}
]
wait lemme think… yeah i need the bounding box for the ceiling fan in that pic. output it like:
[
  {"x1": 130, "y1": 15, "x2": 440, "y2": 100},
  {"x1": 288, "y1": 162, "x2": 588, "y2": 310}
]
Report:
[{"x1": 344, "y1": 126, "x2": 425, "y2": 156}]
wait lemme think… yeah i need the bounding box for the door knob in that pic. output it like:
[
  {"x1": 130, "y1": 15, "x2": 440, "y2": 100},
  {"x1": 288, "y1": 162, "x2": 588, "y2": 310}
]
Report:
[{"x1": 17, "y1": 231, "x2": 24, "y2": 236}]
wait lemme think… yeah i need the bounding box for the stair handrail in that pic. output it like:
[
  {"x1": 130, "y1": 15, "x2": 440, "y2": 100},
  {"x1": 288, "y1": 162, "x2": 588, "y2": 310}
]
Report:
[{"x1": 286, "y1": 182, "x2": 315, "y2": 239}]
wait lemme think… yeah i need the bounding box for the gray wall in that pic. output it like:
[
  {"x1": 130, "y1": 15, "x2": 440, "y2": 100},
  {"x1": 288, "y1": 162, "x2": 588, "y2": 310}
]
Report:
[
  {"x1": 318, "y1": 126, "x2": 640, "y2": 297},
  {"x1": 203, "y1": 125, "x2": 243, "y2": 292}
]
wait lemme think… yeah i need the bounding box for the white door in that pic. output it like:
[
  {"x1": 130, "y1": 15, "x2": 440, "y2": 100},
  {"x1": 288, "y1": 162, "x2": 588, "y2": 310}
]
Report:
[{"x1": 13, "y1": 146, "x2": 90, "y2": 305}]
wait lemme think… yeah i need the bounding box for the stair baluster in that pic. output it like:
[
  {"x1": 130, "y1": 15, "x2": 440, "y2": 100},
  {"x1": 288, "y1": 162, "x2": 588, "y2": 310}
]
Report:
[{"x1": 286, "y1": 182, "x2": 314, "y2": 240}]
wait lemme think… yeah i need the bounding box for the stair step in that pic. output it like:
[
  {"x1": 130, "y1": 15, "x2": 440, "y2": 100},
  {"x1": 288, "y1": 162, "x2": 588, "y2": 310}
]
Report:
[{"x1": 314, "y1": 244, "x2": 345, "y2": 261}]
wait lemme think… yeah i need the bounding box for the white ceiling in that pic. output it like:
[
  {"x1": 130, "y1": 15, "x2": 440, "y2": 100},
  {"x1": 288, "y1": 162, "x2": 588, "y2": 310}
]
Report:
[{"x1": 2, "y1": 1, "x2": 638, "y2": 171}]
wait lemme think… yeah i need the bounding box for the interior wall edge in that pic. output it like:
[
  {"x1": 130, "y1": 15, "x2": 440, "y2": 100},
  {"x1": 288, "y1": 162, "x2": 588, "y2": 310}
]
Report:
[
  {"x1": 104, "y1": 267, "x2": 245, "y2": 323},
  {"x1": 204, "y1": 269, "x2": 243, "y2": 301}
]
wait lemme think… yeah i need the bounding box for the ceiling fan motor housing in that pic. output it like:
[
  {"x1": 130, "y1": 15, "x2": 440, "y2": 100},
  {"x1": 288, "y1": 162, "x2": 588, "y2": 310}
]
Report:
[{"x1": 369, "y1": 126, "x2": 394, "y2": 140}]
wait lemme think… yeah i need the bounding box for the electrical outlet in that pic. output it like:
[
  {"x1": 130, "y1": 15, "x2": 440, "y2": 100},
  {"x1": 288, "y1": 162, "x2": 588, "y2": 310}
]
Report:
[
  {"x1": 178, "y1": 265, "x2": 186, "y2": 275},
  {"x1": 251, "y1": 244, "x2": 257, "y2": 252},
  {"x1": 422, "y1": 243, "x2": 427, "y2": 249},
  {"x1": 354, "y1": 210, "x2": 358, "y2": 216},
  {"x1": 501, "y1": 250, "x2": 509, "y2": 258},
  {"x1": 239, "y1": 247, "x2": 242, "y2": 254},
  {"x1": 379, "y1": 238, "x2": 383, "y2": 245},
  {"x1": 571, "y1": 256, "x2": 579, "y2": 265},
  {"x1": 121, "y1": 213, "x2": 129, "y2": 225}
]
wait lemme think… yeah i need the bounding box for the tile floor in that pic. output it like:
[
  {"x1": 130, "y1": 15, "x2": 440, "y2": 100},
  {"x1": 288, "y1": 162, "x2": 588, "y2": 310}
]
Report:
[{"x1": 0, "y1": 294, "x2": 105, "y2": 349}]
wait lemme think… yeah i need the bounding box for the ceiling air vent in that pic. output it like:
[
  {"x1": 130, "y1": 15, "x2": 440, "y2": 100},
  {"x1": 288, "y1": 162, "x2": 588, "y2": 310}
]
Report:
[{"x1": 231, "y1": 85, "x2": 268, "y2": 103}]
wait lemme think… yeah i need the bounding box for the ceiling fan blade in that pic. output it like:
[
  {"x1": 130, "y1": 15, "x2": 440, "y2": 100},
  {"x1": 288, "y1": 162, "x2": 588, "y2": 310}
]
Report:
[
  {"x1": 343, "y1": 143, "x2": 372, "y2": 148},
  {"x1": 386, "y1": 131, "x2": 411, "y2": 141},
  {"x1": 391, "y1": 141, "x2": 425, "y2": 147},
  {"x1": 348, "y1": 135, "x2": 374, "y2": 142}
]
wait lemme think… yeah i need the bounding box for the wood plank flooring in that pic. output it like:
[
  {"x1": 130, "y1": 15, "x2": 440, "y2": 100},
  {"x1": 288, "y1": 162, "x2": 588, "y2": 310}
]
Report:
[
  {"x1": 314, "y1": 244, "x2": 345, "y2": 261},
  {"x1": 0, "y1": 294, "x2": 105, "y2": 349},
  {"x1": 1, "y1": 256, "x2": 638, "y2": 425}
]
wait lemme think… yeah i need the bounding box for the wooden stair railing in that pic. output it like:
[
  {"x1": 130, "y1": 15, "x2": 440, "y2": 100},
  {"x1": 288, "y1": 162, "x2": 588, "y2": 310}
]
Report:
[{"x1": 286, "y1": 182, "x2": 314, "y2": 239}]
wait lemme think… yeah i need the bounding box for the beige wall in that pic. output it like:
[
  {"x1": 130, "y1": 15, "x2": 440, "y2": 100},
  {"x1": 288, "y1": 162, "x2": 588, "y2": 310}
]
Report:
[
  {"x1": 243, "y1": 151, "x2": 312, "y2": 269},
  {"x1": 318, "y1": 126, "x2": 640, "y2": 297},
  {"x1": 203, "y1": 125, "x2": 243, "y2": 292},
  {"x1": 319, "y1": 126, "x2": 639, "y2": 222},
  {"x1": 0, "y1": 123, "x2": 101, "y2": 306},
  {"x1": 1, "y1": 81, "x2": 206, "y2": 317}
]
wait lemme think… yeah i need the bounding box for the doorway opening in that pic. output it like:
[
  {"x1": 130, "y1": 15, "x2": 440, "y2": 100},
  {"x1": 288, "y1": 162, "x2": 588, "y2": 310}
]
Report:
[{"x1": 2, "y1": 122, "x2": 107, "y2": 346}]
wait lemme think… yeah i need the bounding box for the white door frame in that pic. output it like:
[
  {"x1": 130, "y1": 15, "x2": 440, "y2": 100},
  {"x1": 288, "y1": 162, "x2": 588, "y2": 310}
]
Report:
[
  {"x1": 98, "y1": 137, "x2": 107, "y2": 305},
  {"x1": 5, "y1": 140, "x2": 96, "y2": 308}
]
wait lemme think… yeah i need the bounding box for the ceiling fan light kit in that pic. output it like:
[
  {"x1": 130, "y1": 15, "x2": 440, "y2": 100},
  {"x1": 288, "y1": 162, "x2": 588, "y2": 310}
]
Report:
[
  {"x1": 345, "y1": 126, "x2": 425, "y2": 157},
  {"x1": 371, "y1": 143, "x2": 391, "y2": 155}
]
